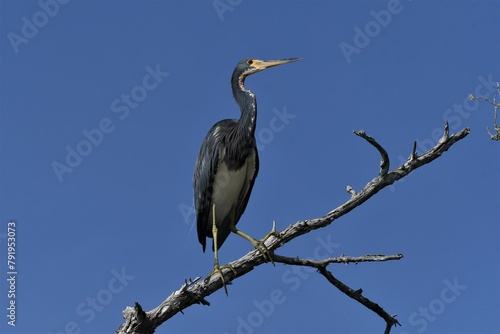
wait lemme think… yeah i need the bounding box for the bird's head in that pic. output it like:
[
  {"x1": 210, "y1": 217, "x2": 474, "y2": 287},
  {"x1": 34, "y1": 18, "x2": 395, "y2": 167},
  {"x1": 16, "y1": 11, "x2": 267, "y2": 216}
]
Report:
[
  {"x1": 232, "y1": 58, "x2": 301, "y2": 92},
  {"x1": 234, "y1": 58, "x2": 301, "y2": 79}
]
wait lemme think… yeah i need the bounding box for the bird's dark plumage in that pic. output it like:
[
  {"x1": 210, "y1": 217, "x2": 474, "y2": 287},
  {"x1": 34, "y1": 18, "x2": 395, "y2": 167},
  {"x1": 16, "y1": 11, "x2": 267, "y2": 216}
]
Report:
[
  {"x1": 193, "y1": 58, "x2": 300, "y2": 254},
  {"x1": 194, "y1": 120, "x2": 259, "y2": 252}
]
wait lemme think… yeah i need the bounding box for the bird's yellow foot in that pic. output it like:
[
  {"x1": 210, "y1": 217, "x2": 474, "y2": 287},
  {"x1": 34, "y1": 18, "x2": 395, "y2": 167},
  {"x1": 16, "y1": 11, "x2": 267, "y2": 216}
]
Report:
[
  {"x1": 261, "y1": 221, "x2": 280, "y2": 242},
  {"x1": 231, "y1": 221, "x2": 280, "y2": 265},
  {"x1": 250, "y1": 221, "x2": 280, "y2": 265},
  {"x1": 204, "y1": 263, "x2": 237, "y2": 296}
]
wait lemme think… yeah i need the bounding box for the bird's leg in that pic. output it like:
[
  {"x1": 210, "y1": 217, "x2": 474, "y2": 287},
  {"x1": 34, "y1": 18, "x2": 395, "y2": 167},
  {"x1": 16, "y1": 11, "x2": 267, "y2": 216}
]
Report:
[
  {"x1": 229, "y1": 221, "x2": 279, "y2": 265},
  {"x1": 204, "y1": 204, "x2": 235, "y2": 296}
]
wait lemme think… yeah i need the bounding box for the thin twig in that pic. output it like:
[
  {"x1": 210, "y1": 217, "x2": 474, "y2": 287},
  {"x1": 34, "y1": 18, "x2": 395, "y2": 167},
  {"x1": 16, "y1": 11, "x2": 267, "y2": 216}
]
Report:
[
  {"x1": 410, "y1": 141, "x2": 418, "y2": 161},
  {"x1": 272, "y1": 253, "x2": 404, "y2": 267},
  {"x1": 318, "y1": 267, "x2": 401, "y2": 332},
  {"x1": 354, "y1": 130, "x2": 390, "y2": 176},
  {"x1": 272, "y1": 253, "x2": 402, "y2": 332},
  {"x1": 469, "y1": 87, "x2": 500, "y2": 140}
]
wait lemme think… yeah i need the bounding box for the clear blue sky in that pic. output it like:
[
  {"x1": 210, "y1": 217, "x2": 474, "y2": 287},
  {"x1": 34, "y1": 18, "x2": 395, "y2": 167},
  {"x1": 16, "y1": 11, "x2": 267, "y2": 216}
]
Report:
[{"x1": 1, "y1": 1, "x2": 499, "y2": 333}]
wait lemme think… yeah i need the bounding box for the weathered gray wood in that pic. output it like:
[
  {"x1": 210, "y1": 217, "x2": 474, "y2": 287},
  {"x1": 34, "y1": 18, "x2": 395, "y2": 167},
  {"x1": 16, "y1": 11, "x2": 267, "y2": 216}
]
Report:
[{"x1": 116, "y1": 124, "x2": 470, "y2": 334}]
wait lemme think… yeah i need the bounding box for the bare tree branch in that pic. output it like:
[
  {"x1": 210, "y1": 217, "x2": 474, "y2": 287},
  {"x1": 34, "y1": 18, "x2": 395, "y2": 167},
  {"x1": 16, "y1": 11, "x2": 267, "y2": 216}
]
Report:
[
  {"x1": 272, "y1": 253, "x2": 404, "y2": 266},
  {"x1": 318, "y1": 268, "x2": 400, "y2": 334},
  {"x1": 116, "y1": 124, "x2": 470, "y2": 334},
  {"x1": 354, "y1": 130, "x2": 390, "y2": 176},
  {"x1": 469, "y1": 83, "x2": 500, "y2": 140},
  {"x1": 272, "y1": 254, "x2": 402, "y2": 332}
]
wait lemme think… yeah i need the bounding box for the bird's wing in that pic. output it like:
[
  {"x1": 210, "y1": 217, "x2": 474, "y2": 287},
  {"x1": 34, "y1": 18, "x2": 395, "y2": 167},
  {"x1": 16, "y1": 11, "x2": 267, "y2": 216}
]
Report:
[{"x1": 193, "y1": 121, "x2": 227, "y2": 252}]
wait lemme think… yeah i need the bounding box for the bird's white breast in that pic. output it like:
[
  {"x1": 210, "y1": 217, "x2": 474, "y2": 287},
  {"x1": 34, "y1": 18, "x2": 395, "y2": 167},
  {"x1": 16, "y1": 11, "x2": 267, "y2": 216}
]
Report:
[{"x1": 212, "y1": 149, "x2": 256, "y2": 220}]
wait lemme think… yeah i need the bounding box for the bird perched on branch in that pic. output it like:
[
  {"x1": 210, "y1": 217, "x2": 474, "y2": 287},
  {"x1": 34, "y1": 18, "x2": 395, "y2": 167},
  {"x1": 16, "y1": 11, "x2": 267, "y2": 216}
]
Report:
[{"x1": 193, "y1": 57, "x2": 301, "y2": 293}]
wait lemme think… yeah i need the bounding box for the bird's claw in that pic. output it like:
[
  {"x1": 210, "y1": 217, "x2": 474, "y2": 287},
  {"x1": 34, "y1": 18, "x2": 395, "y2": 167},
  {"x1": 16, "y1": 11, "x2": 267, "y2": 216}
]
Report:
[
  {"x1": 261, "y1": 221, "x2": 280, "y2": 241},
  {"x1": 253, "y1": 221, "x2": 280, "y2": 265},
  {"x1": 253, "y1": 242, "x2": 275, "y2": 265},
  {"x1": 204, "y1": 263, "x2": 236, "y2": 296}
]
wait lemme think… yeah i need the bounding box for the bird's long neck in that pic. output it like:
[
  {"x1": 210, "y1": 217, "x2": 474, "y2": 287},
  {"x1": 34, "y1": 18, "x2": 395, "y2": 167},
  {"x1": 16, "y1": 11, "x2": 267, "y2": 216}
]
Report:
[{"x1": 232, "y1": 74, "x2": 257, "y2": 138}]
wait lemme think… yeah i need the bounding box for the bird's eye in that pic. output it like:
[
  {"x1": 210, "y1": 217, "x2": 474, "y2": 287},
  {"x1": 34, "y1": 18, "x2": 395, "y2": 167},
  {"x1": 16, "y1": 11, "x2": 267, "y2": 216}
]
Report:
[{"x1": 247, "y1": 59, "x2": 253, "y2": 65}]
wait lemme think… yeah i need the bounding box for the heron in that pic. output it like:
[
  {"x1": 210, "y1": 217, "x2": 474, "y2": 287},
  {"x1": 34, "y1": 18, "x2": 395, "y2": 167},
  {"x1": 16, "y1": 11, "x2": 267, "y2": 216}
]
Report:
[{"x1": 193, "y1": 57, "x2": 301, "y2": 292}]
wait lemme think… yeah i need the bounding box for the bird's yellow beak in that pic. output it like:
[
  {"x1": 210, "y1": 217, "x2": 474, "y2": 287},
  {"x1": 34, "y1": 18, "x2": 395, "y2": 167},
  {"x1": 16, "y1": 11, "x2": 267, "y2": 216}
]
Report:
[{"x1": 252, "y1": 58, "x2": 302, "y2": 70}]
